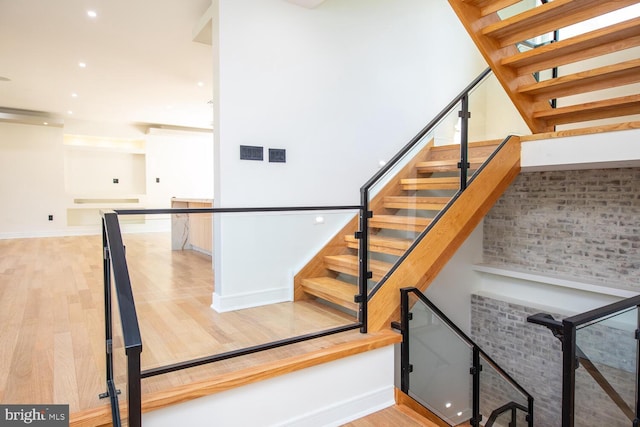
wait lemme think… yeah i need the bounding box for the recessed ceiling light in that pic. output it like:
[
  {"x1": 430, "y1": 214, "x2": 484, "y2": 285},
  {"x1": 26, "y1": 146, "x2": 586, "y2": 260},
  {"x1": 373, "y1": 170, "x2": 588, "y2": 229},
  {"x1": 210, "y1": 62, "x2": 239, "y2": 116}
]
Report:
[
  {"x1": 457, "y1": 411, "x2": 463, "y2": 417},
  {"x1": 197, "y1": 81, "x2": 204, "y2": 87},
  {"x1": 71, "y1": 93, "x2": 78, "y2": 98},
  {"x1": 78, "y1": 62, "x2": 87, "y2": 68},
  {"x1": 68, "y1": 110, "x2": 73, "y2": 115},
  {"x1": 0, "y1": 76, "x2": 10, "y2": 82},
  {"x1": 43, "y1": 122, "x2": 49, "y2": 126},
  {"x1": 445, "y1": 402, "x2": 452, "y2": 409},
  {"x1": 87, "y1": 10, "x2": 97, "y2": 18}
]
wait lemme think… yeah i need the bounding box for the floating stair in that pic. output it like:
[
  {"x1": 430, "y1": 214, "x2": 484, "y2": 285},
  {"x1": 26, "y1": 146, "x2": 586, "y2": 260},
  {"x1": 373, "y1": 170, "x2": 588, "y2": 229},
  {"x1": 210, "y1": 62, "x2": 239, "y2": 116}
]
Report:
[
  {"x1": 533, "y1": 93, "x2": 640, "y2": 126},
  {"x1": 501, "y1": 17, "x2": 640, "y2": 75},
  {"x1": 448, "y1": 0, "x2": 640, "y2": 132},
  {"x1": 518, "y1": 59, "x2": 640, "y2": 100},
  {"x1": 294, "y1": 140, "x2": 501, "y2": 313},
  {"x1": 481, "y1": 0, "x2": 639, "y2": 48}
]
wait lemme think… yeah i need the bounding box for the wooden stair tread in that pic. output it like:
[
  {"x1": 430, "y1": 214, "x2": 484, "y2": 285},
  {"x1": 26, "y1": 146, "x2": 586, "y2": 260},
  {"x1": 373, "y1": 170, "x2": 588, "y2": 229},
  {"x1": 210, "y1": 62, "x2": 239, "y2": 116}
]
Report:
[
  {"x1": 533, "y1": 93, "x2": 640, "y2": 125},
  {"x1": 345, "y1": 234, "x2": 413, "y2": 257},
  {"x1": 415, "y1": 157, "x2": 486, "y2": 172},
  {"x1": 519, "y1": 58, "x2": 640, "y2": 100},
  {"x1": 482, "y1": 0, "x2": 640, "y2": 48},
  {"x1": 324, "y1": 255, "x2": 392, "y2": 281},
  {"x1": 502, "y1": 16, "x2": 640, "y2": 75},
  {"x1": 400, "y1": 176, "x2": 460, "y2": 190},
  {"x1": 383, "y1": 196, "x2": 451, "y2": 211},
  {"x1": 301, "y1": 277, "x2": 358, "y2": 311},
  {"x1": 369, "y1": 215, "x2": 431, "y2": 232}
]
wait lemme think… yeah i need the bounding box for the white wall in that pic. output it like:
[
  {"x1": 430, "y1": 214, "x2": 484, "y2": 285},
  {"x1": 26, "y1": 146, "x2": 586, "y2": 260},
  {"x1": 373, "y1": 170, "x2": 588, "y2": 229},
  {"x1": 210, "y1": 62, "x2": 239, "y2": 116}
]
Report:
[
  {"x1": 0, "y1": 122, "x2": 67, "y2": 238},
  {"x1": 213, "y1": 0, "x2": 486, "y2": 207},
  {"x1": 0, "y1": 121, "x2": 214, "y2": 238},
  {"x1": 143, "y1": 345, "x2": 395, "y2": 427},
  {"x1": 145, "y1": 131, "x2": 214, "y2": 207},
  {"x1": 212, "y1": 0, "x2": 487, "y2": 310}
]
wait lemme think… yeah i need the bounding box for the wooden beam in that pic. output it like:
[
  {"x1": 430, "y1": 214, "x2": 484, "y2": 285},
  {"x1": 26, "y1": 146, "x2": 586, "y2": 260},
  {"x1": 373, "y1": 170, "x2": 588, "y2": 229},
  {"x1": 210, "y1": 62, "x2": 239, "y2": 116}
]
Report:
[{"x1": 368, "y1": 136, "x2": 521, "y2": 331}]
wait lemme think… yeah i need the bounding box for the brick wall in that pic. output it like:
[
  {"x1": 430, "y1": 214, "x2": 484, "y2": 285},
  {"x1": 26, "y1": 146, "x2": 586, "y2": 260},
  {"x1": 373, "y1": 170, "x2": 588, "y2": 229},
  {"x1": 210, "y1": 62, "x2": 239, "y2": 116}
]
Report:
[{"x1": 483, "y1": 168, "x2": 640, "y2": 291}]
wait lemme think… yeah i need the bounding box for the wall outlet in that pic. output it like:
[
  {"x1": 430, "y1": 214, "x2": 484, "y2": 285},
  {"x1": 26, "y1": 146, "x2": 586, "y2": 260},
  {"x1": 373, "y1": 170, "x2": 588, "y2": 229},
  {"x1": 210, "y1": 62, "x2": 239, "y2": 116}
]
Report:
[
  {"x1": 48, "y1": 215, "x2": 53, "y2": 221},
  {"x1": 156, "y1": 177, "x2": 160, "y2": 183},
  {"x1": 113, "y1": 178, "x2": 119, "y2": 184}
]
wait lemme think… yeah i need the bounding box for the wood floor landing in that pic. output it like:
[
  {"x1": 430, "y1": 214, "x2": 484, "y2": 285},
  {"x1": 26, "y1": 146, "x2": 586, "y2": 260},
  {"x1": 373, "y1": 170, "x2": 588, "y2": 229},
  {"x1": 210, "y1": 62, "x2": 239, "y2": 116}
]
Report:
[{"x1": 0, "y1": 233, "x2": 391, "y2": 425}]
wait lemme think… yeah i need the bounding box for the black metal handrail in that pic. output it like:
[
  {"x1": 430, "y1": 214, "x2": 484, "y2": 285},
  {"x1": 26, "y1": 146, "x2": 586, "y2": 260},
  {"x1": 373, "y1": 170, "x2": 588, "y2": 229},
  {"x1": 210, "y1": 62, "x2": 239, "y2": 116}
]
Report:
[
  {"x1": 115, "y1": 205, "x2": 361, "y2": 215},
  {"x1": 485, "y1": 401, "x2": 529, "y2": 427},
  {"x1": 560, "y1": 295, "x2": 640, "y2": 427},
  {"x1": 396, "y1": 287, "x2": 534, "y2": 427},
  {"x1": 101, "y1": 211, "x2": 143, "y2": 427}
]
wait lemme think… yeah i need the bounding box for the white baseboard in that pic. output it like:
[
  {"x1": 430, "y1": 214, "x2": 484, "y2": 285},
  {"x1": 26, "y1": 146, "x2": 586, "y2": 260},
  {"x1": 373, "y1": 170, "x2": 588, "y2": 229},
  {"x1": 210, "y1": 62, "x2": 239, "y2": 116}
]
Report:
[
  {"x1": 0, "y1": 227, "x2": 99, "y2": 239},
  {"x1": 211, "y1": 287, "x2": 291, "y2": 312}
]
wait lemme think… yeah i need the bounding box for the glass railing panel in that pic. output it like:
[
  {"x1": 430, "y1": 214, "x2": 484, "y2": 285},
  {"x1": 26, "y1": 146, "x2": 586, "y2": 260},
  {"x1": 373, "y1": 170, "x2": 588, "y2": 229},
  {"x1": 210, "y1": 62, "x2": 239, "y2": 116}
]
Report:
[
  {"x1": 480, "y1": 353, "x2": 530, "y2": 426},
  {"x1": 365, "y1": 101, "x2": 462, "y2": 293},
  {"x1": 117, "y1": 209, "x2": 360, "y2": 375},
  {"x1": 365, "y1": 70, "x2": 531, "y2": 296},
  {"x1": 407, "y1": 294, "x2": 473, "y2": 425},
  {"x1": 573, "y1": 306, "x2": 637, "y2": 427},
  {"x1": 467, "y1": 73, "x2": 531, "y2": 148}
]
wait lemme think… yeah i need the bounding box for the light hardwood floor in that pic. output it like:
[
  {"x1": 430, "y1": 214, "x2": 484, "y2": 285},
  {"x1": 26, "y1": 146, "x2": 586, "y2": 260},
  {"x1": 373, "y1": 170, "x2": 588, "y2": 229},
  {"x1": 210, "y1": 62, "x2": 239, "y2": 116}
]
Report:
[
  {"x1": 0, "y1": 233, "x2": 360, "y2": 415},
  {"x1": 341, "y1": 405, "x2": 441, "y2": 427}
]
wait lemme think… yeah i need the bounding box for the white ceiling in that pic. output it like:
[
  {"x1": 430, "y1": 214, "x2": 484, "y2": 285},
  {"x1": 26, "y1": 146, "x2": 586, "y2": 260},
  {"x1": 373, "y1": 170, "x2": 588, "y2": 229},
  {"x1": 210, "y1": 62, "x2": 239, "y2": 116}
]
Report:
[{"x1": 0, "y1": 0, "x2": 213, "y2": 130}]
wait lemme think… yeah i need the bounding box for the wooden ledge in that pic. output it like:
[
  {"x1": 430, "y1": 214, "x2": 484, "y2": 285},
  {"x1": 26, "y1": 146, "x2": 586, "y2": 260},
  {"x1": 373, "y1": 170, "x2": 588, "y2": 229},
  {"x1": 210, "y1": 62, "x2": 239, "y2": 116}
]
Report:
[
  {"x1": 520, "y1": 120, "x2": 640, "y2": 142},
  {"x1": 70, "y1": 330, "x2": 400, "y2": 426}
]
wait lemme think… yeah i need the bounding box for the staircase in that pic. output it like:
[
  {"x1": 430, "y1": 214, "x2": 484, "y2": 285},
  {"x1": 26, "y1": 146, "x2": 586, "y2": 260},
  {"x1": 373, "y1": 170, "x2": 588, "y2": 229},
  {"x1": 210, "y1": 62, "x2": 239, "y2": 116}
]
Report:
[
  {"x1": 294, "y1": 138, "x2": 520, "y2": 329},
  {"x1": 448, "y1": 0, "x2": 640, "y2": 133}
]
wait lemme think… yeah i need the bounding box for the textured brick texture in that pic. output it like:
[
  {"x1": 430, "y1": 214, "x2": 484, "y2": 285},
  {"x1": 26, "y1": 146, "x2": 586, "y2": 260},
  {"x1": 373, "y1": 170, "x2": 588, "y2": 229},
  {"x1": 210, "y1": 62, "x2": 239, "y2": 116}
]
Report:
[
  {"x1": 483, "y1": 168, "x2": 640, "y2": 291},
  {"x1": 471, "y1": 294, "x2": 635, "y2": 427}
]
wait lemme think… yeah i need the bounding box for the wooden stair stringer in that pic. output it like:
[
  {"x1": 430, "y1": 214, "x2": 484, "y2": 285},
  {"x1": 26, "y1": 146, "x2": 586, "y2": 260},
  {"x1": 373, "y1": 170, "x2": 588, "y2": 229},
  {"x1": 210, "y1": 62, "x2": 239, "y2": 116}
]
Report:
[{"x1": 368, "y1": 136, "x2": 521, "y2": 332}]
